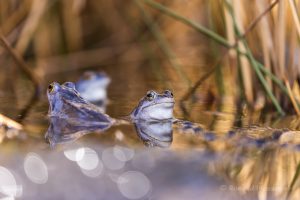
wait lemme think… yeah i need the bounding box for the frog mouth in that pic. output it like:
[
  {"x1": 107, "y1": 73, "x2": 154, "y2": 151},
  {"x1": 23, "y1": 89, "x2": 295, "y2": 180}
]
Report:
[{"x1": 143, "y1": 101, "x2": 175, "y2": 110}]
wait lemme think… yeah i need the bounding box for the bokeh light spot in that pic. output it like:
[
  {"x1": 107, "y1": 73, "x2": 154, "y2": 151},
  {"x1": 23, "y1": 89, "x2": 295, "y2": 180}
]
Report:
[
  {"x1": 0, "y1": 166, "x2": 22, "y2": 197},
  {"x1": 102, "y1": 147, "x2": 125, "y2": 170},
  {"x1": 64, "y1": 147, "x2": 85, "y2": 162},
  {"x1": 81, "y1": 159, "x2": 104, "y2": 178},
  {"x1": 117, "y1": 171, "x2": 151, "y2": 199},
  {"x1": 113, "y1": 146, "x2": 134, "y2": 162},
  {"x1": 24, "y1": 153, "x2": 48, "y2": 184},
  {"x1": 77, "y1": 148, "x2": 99, "y2": 170}
]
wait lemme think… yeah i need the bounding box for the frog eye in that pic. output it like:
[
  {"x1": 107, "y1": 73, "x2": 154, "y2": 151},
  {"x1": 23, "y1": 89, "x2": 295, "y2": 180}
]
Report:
[
  {"x1": 146, "y1": 91, "x2": 156, "y2": 101},
  {"x1": 48, "y1": 83, "x2": 55, "y2": 93},
  {"x1": 164, "y1": 90, "x2": 173, "y2": 97}
]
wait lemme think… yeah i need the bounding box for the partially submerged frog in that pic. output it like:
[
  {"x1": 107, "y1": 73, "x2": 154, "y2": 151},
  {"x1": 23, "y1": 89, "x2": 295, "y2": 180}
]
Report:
[
  {"x1": 130, "y1": 90, "x2": 175, "y2": 121},
  {"x1": 45, "y1": 82, "x2": 114, "y2": 145},
  {"x1": 75, "y1": 71, "x2": 110, "y2": 107}
]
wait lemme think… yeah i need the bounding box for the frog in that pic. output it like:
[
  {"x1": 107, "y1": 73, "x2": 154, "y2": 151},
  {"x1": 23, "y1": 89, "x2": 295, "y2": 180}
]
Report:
[
  {"x1": 130, "y1": 90, "x2": 175, "y2": 121},
  {"x1": 75, "y1": 71, "x2": 110, "y2": 107},
  {"x1": 45, "y1": 82, "x2": 114, "y2": 145}
]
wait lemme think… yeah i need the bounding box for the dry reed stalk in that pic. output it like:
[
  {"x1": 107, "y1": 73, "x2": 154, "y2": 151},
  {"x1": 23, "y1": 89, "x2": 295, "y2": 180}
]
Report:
[
  {"x1": 288, "y1": 0, "x2": 300, "y2": 39},
  {"x1": 292, "y1": 82, "x2": 300, "y2": 105},
  {"x1": 287, "y1": 13, "x2": 298, "y2": 82},
  {"x1": 275, "y1": 0, "x2": 286, "y2": 78},
  {"x1": 15, "y1": 0, "x2": 47, "y2": 55},
  {"x1": 256, "y1": 0, "x2": 273, "y2": 89},
  {"x1": 285, "y1": 79, "x2": 300, "y2": 115},
  {"x1": 232, "y1": 0, "x2": 253, "y2": 104},
  {"x1": 0, "y1": 1, "x2": 10, "y2": 23},
  {"x1": 62, "y1": 0, "x2": 84, "y2": 51},
  {"x1": 34, "y1": 4, "x2": 66, "y2": 78},
  {"x1": 0, "y1": 0, "x2": 29, "y2": 36}
]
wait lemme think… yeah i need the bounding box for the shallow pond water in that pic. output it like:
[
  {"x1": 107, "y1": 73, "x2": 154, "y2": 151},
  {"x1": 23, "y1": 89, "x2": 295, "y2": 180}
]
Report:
[{"x1": 1, "y1": 64, "x2": 300, "y2": 200}]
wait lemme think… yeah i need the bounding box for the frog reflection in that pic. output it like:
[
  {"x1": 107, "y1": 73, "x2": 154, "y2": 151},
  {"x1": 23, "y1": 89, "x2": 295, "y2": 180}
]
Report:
[
  {"x1": 75, "y1": 71, "x2": 110, "y2": 108},
  {"x1": 45, "y1": 117, "x2": 110, "y2": 147},
  {"x1": 45, "y1": 82, "x2": 113, "y2": 146},
  {"x1": 134, "y1": 120, "x2": 173, "y2": 148}
]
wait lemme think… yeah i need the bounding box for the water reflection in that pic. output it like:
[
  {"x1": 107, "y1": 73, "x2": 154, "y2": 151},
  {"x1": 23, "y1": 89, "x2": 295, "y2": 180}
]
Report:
[
  {"x1": 134, "y1": 120, "x2": 173, "y2": 148},
  {"x1": 211, "y1": 143, "x2": 300, "y2": 200},
  {"x1": 45, "y1": 116, "x2": 112, "y2": 147}
]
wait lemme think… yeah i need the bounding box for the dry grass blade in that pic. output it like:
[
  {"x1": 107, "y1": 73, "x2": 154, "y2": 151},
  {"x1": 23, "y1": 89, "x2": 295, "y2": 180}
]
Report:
[
  {"x1": 232, "y1": 0, "x2": 253, "y2": 104},
  {"x1": 275, "y1": 0, "x2": 286, "y2": 77}
]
